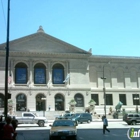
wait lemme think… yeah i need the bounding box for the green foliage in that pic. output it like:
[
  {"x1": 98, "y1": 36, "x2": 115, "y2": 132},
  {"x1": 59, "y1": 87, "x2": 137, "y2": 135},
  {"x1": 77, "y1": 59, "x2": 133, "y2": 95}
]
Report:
[
  {"x1": 69, "y1": 99, "x2": 76, "y2": 104},
  {"x1": 88, "y1": 99, "x2": 95, "y2": 104}
]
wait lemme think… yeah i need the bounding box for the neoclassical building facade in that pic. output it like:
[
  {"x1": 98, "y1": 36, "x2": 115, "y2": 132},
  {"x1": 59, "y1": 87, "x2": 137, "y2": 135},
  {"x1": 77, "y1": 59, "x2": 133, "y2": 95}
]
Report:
[{"x1": 0, "y1": 26, "x2": 140, "y2": 114}]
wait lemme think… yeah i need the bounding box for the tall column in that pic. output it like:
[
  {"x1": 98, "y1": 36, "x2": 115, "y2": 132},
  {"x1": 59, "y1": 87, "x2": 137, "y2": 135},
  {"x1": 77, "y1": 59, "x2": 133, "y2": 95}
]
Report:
[
  {"x1": 29, "y1": 60, "x2": 33, "y2": 85},
  {"x1": 48, "y1": 62, "x2": 51, "y2": 84},
  {"x1": 10, "y1": 59, "x2": 14, "y2": 86}
]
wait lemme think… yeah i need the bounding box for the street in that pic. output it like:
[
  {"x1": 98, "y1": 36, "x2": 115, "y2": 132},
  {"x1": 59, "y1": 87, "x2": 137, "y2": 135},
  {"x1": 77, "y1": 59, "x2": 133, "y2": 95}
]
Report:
[
  {"x1": 16, "y1": 129, "x2": 129, "y2": 140},
  {"x1": 15, "y1": 121, "x2": 140, "y2": 140}
]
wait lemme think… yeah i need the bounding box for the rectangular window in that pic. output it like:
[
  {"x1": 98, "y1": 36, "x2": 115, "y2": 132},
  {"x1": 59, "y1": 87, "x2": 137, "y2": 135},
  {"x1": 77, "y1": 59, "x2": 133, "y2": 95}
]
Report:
[
  {"x1": 15, "y1": 68, "x2": 27, "y2": 84},
  {"x1": 106, "y1": 94, "x2": 113, "y2": 105},
  {"x1": 132, "y1": 94, "x2": 140, "y2": 105},
  {"x1": 119, "y1": 94, "x2": 127, "y2": 105},
  {"x1": 91, "y1": 94, "x2": 99, "y2": 105},
  {"x1": 34, "y1": 68, "x2": 46, "y2": 84}
]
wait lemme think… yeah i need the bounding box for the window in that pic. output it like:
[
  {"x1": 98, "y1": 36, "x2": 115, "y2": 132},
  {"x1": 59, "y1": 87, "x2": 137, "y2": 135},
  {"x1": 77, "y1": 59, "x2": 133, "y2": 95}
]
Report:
[
  {"x1": 134, "y1": 114, "x2": 139, "y2": 117},
  {"x1": 132, "y1": 94, "x2": 140, "y2": 105},
  {"x1": 52, "y1": 64, "x2": 64, "y2": 84},
  {"x1": 128, "y1": 114, "x2": 133, "y2": 117},
  {"x1": 91, "y1": 94, "x2": 99, "y2": 105},
  {"x1": 119, "y1": 94, "x2": 126, "y2": 105},
  {"x1": 15, "y1": 63, "x2": 27, "y2": 84},
  {"x1": 16, "y1": 94, "x2": 27, "y2": 111},
  {"x1": 23, "y1": 113, "x2": 34, "y2": 117},
  {"x1": 106, "y1": 94, "x2": 113, "y2": 105},
  {"x1": 74, "y1": 93, "x2": 84, "y2": 107},
  {"x1": 34, "y1": 63, "x2": 46, "y2": 84}
]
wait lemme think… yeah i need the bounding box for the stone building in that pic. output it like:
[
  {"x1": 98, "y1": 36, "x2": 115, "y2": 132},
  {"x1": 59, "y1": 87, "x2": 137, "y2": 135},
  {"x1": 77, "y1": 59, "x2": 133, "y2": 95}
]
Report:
[{"x1": 0, "y1": 26, "x2": 140, "y2": 115}]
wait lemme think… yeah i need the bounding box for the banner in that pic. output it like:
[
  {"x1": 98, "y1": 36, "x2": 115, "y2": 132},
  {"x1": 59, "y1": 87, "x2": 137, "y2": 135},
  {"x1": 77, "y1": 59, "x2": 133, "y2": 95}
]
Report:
[
  {"x1": 35, "y1": 68, "x2": 46, "y2": 84},
  {"x1": 53, "y1": 69, "x2": 64, "y2": 84}
]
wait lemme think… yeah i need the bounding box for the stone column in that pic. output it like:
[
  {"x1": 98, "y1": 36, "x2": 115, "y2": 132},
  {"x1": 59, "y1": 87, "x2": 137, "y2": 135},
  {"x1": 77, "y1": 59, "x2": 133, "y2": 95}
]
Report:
[
  {"x1": 10, "y1": 59, "x2": 14, "y2": 86},
  {"x1": 29, "y1": 60, "x2": 33, "y2": 85}
]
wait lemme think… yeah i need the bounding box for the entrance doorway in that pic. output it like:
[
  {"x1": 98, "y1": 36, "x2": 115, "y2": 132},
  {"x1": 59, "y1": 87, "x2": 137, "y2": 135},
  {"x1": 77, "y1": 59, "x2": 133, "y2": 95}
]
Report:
[
  {"x1": 55, "y1": 94, "x2": 64, "y2": 111},
  {"x1": 36, "y1": 94, "x2": 46, "y2": 111}
]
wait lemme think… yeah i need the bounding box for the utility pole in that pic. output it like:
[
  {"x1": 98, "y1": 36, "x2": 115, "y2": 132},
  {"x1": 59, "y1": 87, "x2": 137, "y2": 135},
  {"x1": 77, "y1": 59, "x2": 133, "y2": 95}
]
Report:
[{"x1": 4, "y1": 0, "x2": 10, "y2": 118}]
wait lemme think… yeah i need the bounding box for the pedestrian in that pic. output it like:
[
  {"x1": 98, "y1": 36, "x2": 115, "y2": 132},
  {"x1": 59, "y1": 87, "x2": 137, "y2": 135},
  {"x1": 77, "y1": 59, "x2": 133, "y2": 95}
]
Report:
[
  {"x1": 48, "y1": 106, "x2": 51, "y2": 111},
  {"x1": 3, "y1": 116, "x2": 17, "y2": 140},
  {"x1": 103, "y1": 116, "x2": 110, "y2": 134},
  {"x1": 11, "y1": 117, "x2": 18, "y2": 131},
  {"x1": 102, "y1": 115, "x2": 105, "y2": 122}
]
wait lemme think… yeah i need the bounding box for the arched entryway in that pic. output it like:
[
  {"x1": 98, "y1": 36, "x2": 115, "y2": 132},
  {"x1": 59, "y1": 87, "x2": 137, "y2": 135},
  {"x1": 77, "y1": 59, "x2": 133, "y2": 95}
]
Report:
[
  {"x1": 16, "y1": 94, "x2": 27, "y2": 111},
  {"x1": 36, "y1": 94, "x2": 46, "y2": 111},
  {"x1": 0, "y1": 93, "x2": 4, "y2": 108},
  {"x1": 55, "y1": 94, "x2": 64, "y2": 111},
  {"x1": 74, "y1": 93, "x2": 84, "y2": 107}
]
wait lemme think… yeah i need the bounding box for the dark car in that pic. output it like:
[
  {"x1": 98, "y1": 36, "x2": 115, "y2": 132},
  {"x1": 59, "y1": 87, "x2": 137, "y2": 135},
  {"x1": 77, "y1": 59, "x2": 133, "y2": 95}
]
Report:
[
  {"x1": 55, "y1": 113, "x2": 74, "y2": 120},
  {"x1": 123, "y1": 113, "x2": 140, "y2": 125},
  {"x1": 70, "y1": 113, "x2": 92, "y2": 124}
]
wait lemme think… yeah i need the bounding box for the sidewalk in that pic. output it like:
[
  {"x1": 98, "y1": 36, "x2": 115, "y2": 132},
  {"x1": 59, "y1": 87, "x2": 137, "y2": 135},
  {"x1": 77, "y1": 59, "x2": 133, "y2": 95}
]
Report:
[{"x1": 47, "y1": 118, "x2": 123, "y2": 123}]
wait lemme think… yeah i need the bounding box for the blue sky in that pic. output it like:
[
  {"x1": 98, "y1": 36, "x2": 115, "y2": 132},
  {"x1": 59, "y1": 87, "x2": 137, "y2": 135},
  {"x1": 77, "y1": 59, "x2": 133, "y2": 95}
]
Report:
[{"x1": 0, "y1": 0, "x2": 140, "y2": 56}]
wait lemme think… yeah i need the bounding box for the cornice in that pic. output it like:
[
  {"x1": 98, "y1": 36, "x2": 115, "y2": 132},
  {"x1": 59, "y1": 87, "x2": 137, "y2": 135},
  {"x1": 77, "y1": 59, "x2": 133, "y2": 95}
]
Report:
[
  {"x1": 91, "y1": 88, "x2": 140, "y2": 92},
  {"x1": 89, "y1": 55, "x2": 140, "y2": 63},
  {"x1": 0, "y1": 51, "x2": 91, "y2": 59}
]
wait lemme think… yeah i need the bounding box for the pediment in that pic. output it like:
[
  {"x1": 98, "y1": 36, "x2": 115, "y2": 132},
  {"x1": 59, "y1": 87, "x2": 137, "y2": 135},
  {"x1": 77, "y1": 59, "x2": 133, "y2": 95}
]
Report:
[{"x1": 0, "y1": 32, "x2": 90, "y2": 55}]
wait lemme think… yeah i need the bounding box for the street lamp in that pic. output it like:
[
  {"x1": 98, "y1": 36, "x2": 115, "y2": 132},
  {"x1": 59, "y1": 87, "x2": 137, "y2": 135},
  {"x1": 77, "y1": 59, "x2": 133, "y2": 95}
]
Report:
[
  {"x1": 4, "y1": 0, "x2": 10, "y2": 118},
  {"x1": 101, "y1": 62, "x2": 110, "y2": 117}
]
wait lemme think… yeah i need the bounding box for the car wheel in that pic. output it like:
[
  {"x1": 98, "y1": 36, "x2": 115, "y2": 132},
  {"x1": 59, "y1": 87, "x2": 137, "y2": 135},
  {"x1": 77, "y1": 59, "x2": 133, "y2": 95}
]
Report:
[
  {"x1": 38, "y1": 121, "x2": 44, "y2": 127},
  {"x1": 87, "y1": 120, "x2": 91, "y2": 123},
  {"x1": 131, "y1": 121, "x2": 136, "y2": 125}
]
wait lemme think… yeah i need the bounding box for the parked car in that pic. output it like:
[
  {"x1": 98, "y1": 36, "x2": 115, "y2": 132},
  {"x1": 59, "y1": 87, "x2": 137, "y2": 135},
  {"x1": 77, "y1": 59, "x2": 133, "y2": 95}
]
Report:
[
  {"x1": 70, "y1": 113, "x2": 92, "y2": 124},
  {"x1": 15, "y1": 112, "x2": 48, "y2": 127},
  {"x1": 49, "y1": 119, "x2": 77, "y2": 140},
  {"x1": 55, "y1": 113, "x2": 74, "y2": 120},
  {"x1": 123, "y1": 113, "x2": 140, "y2": 125}
]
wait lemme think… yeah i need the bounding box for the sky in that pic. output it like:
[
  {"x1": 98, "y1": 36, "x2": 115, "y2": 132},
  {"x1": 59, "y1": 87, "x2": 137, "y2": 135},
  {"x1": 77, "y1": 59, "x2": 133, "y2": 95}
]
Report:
[{"x1": 0, "y1": 0, "x2": 140, "y2": 57}]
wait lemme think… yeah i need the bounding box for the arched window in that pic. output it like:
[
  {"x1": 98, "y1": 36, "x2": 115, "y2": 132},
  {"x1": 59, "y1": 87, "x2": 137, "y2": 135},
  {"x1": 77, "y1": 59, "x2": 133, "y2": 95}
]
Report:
[
  {"x1": 16, "y1": 94, "x2": 27, "y2": 111},
  {"x1": 34, "y1": 63, "x2": 46, "y2": 84},
  {"x1": 15, "y1": 63, "x2": 27, "y2": 84},
  {"x1": 36, "y1": 94, "x2": 46, "y2": 111},
  {"x1": 55, "y1": 94, "x2": 64, "y2": 111},
  {"x1": 52, "y1": 64, "x2": 64, "y2": 84},
  {"x1": 74, "y1": 93, "x2": 84, "y2": 107},
  {"x1": 0, "y1": 93, "x2": 4, "y2": 108}
]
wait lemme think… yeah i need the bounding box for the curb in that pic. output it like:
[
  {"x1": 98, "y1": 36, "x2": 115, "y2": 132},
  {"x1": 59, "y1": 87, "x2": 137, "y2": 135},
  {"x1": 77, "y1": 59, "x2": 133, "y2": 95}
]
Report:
[{"x1": 47, "y1": 119, "x2": 123, "y2": 123}]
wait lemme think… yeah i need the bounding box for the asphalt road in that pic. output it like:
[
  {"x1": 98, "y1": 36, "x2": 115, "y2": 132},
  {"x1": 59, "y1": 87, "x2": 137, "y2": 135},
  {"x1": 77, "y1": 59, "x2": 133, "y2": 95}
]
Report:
[
  {"x1": 16, "y1": 129, "x2": 130, "y2": 140},
  {"x1": 15, "y1": 121, "x2": 140, "y2": 140}
]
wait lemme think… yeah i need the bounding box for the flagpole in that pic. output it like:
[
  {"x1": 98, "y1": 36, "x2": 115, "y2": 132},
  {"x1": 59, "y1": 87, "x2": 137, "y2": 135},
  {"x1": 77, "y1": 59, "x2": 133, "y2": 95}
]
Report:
[{"x1": 4, "y1": 0, "x2": 10, "y2": 118}]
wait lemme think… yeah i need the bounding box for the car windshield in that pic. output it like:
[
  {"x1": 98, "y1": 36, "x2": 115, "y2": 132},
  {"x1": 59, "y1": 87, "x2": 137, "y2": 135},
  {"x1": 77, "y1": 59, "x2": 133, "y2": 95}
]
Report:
[
  {"x1": 71, "y1": 113, "x2": 80, "y2": 118},
  {"x1": 33, "y1": 113, "x2": 38, "y2": 117},
  {"x1": 53, "y1": 120, "x2": 74, "y2": 127}
]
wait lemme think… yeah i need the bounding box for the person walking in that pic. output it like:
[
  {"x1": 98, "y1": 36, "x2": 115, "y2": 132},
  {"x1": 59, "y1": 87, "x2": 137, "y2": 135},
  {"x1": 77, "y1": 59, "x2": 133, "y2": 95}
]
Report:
[{"x1": 103, "y1": 116, "x2": 110, "y2": 134}]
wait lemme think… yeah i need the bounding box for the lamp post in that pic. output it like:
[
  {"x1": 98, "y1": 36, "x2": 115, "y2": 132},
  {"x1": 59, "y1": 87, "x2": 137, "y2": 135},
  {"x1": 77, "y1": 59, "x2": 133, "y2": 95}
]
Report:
[
  {"x1": 4, "y1": 0, "x2": 10, "y2": 118},
  {"x1": 101, "y1": 62, "x2": 110, "y2": 117}
]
